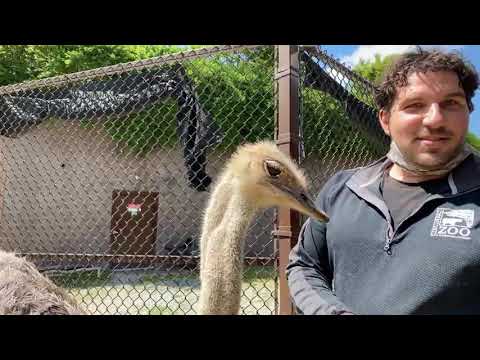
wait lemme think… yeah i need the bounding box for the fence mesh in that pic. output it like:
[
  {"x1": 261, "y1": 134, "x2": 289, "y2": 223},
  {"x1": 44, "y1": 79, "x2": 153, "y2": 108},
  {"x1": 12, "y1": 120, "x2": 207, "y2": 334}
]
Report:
[
  {"x1": 299, "y1": 46, "x2": 389, "y2": 194},
  {"x1": 0, "y1": 45, "x2": 389, "y2": 315}
]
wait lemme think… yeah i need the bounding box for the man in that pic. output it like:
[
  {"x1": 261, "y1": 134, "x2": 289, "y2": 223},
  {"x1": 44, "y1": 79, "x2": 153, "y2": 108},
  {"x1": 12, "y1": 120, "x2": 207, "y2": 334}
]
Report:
[{"x1": 286, "y1": 48, "x2": 480, "y2": 315}]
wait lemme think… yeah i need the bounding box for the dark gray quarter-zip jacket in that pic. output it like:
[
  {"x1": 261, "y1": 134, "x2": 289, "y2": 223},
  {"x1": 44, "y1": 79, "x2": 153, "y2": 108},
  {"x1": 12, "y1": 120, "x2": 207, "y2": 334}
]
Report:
[{"x1": 286, "y1": 154, "x2": 480, "y2": 315}]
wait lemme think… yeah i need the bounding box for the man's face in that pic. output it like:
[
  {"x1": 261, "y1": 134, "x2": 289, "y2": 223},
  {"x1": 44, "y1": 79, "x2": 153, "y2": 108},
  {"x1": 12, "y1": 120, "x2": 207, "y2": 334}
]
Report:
[{"x1": 379, "y1": 70, "x2": 470, "y2": 170}]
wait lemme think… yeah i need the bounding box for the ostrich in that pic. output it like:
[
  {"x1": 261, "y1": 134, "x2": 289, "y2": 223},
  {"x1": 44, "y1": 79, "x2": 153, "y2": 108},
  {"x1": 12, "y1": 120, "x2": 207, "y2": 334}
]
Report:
[
  {"x1": 198, "y1": 141, "x2": 329, "y2": 315},
  {"x1": 0, "y1": 250, "x2": 87, "y2": 315}
]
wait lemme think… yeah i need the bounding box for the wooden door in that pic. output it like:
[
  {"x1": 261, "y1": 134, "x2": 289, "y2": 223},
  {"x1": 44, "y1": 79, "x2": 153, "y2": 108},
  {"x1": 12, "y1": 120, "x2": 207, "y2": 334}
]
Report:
[{"x1": 110, "y1": 190, "x2": 159, "y2": 255}]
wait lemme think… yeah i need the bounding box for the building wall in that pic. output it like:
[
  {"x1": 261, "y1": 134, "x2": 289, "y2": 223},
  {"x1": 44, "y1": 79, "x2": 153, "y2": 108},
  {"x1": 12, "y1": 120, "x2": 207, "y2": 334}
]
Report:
[{"x1": 0, "y1": 121, "x2": 277, "y2": 259}]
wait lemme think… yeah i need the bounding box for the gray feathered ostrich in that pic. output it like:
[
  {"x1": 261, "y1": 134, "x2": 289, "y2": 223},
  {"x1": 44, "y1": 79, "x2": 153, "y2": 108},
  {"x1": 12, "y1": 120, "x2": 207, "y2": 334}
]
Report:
[{"x1": 0, "y1": 250, "x2": 87, "y2": 315}]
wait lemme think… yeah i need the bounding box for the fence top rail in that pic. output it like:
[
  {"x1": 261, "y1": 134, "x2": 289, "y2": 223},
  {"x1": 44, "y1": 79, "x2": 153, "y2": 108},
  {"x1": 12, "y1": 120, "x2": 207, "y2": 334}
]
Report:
[
  {"x1": 0, "y1": 45, "x2": 264, "y2": 95},
  {"x1": 303, "y1": 46, "x2": 378, "y2": 94}
]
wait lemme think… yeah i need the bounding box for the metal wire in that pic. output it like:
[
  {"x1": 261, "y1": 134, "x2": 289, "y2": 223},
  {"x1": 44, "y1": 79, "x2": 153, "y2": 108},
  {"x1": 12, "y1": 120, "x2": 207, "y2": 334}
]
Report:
[
  {"x1": 0, "y1": 45, "x2": 389, "y2": 315},
  {"x1": 0, "y1": 45, "x2": 277, "y2": 315},
  {"x1": 299, "y1": 46, "x2": 389, "y2": 193}
]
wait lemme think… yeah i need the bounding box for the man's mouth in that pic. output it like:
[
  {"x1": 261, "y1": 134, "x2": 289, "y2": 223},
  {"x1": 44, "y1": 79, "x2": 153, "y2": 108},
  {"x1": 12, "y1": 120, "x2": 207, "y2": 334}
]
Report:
[{"x1": 418, "y1": 137, "x2": 450, "y2": 145}]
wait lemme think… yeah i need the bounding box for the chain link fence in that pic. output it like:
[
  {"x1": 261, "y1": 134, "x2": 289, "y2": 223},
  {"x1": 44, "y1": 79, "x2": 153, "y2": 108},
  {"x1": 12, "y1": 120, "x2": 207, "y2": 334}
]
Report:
[
  {"x1": 0, "y1": 45, "x2": 389, "y2": 315},
  {"x1": 299, "y1": 46, "x2": 389, "y2": 195}
]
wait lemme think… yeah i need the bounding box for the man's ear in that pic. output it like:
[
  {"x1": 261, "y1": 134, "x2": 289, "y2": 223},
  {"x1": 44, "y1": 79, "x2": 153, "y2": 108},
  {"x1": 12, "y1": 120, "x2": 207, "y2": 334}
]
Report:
[{"x1": 378, "y1": 108, "x2": 391, "y2": 136}]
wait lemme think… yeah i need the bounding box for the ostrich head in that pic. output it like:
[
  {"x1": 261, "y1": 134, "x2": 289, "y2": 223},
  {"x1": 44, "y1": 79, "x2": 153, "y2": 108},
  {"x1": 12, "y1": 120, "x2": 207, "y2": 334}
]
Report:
[{"x1": 225, "y1": 141, "x2": 329, "y2": 222}]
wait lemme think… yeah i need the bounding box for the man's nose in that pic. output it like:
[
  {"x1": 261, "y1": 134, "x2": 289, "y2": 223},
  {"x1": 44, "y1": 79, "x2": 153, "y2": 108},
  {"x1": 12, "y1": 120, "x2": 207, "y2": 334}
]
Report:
[{"x1": 423, "y1": 103, "x2": 446, "y2": 128}]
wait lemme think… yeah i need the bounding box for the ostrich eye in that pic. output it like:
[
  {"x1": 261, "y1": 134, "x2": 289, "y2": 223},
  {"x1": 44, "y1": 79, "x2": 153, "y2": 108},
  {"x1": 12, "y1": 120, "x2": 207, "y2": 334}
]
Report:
[{"x1": 264, "y1": 160, "x2": 282, "y2": 178}]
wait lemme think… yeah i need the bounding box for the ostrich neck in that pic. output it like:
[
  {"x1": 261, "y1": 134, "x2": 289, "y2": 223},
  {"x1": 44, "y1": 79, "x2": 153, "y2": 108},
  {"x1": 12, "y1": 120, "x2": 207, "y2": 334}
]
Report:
[
  {"x1": 199, "y1": 176, "x2": 258, "y2": 314},
  {"x1": 211, "y1": 182, "x2": 257, "y2": 256},
  {"x1": 201, "y1": 175, "x2": 257, "y2": 257},
  {"x1": 224, "y1": 191, "x2": 256, "y2": 252}
]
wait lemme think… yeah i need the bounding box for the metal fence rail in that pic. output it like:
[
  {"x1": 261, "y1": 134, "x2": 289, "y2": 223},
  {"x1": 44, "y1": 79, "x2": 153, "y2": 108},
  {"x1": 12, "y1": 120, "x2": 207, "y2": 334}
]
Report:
[{"x1": 0, "y1": 45, "x2": 389, "y2": 315}]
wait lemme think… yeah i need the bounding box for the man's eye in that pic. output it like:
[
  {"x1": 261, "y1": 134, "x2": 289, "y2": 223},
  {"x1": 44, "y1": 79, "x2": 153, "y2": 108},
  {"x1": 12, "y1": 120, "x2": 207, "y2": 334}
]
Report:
[
  {"x1": 406, "y1": 103, "x2": 423, "y2": 109},
  {"x1": 444, "y1": 99, "x2": 460, "y2": 107}
]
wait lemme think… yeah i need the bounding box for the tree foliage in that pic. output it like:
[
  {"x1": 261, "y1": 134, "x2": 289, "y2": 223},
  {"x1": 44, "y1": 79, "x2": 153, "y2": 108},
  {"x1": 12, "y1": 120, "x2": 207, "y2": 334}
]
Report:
[
  {"x1": 354, "y1": 54, "x2": 398, "y2": 84},
  {"x1": 96, "y1": 46, "x2": 276, "y2": 154},
  {"x1": 0, "y1": 45, "x2": 187, "y2": 85}
]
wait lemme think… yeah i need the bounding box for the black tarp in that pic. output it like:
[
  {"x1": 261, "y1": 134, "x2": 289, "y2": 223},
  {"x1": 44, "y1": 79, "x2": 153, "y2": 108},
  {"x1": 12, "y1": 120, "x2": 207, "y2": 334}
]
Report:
[{"x1": 0, "y1": 64, "x2": 223, "y2": 192}]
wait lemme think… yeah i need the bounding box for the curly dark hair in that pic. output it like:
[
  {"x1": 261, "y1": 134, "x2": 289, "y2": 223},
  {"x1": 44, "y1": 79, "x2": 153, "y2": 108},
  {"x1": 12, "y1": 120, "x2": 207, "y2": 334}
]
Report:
[{"x1": 375, "y1": 48, "x2": 479, "y2": 113}]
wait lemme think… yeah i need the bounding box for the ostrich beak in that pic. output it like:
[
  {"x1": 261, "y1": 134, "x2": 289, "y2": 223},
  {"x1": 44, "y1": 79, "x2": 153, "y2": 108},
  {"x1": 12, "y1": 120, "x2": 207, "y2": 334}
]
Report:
[
  {"x1": 278, "y1": 184, "x2": 329, "y2": 222},
  {"x1": 294, "y1": 191, "x2": 329, "y2": 223}
]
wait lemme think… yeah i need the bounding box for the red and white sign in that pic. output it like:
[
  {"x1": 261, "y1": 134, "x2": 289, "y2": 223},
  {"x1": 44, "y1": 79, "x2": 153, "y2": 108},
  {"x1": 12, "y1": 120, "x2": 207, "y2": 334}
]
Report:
[{"x1": 127, "y1": 203, "x2": 142, "y2": 216}]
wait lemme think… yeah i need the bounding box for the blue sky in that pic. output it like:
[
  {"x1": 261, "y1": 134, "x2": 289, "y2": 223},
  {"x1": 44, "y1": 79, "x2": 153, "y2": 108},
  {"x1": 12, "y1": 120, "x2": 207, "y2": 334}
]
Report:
[{"x1": 321, "y1": 45, "x2": 480, "y2": 136}]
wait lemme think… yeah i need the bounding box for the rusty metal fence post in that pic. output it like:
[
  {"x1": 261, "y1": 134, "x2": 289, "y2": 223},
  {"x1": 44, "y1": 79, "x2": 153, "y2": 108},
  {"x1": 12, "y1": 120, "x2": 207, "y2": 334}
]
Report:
[{"x1": 274, "y1": 45, "x2": 301, "y2": 315}]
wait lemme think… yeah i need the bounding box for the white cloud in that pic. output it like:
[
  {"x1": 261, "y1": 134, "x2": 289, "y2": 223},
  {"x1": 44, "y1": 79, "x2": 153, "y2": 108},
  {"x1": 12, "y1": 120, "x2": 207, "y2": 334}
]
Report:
[{"x1": 341, "y1": 45, "x2": 465, "y2": 67}]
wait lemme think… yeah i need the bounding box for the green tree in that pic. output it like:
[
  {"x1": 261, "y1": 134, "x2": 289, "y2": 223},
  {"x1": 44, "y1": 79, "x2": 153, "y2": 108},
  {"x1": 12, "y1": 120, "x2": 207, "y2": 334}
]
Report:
[
  {"x1": 467, "y1": 132, "x2": 480, "y2": 151},
  {"x1": 0, "y1": 45, "x2": 187, "y2": 85},
  {"x1": 354, "y1": 54, "x2": 398, "y2": 84},
  {"x1": 0, "y1": 45, "x2": 43, "y2": 84}
]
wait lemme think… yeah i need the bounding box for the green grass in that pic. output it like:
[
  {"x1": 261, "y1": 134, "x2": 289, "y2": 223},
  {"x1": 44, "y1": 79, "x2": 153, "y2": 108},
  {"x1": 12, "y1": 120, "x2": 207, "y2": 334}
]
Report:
[
  {"x1": 49, "y1": 265, "x2": 276, "y2": 288},
  {"x1": 47, "y1": 265, "x2": 278, "y2": 315},
  {"x1": 145, "y1": 306, "x2": 176, "y2": 315},
  {"x1": 140, "y1": 272, "x2": 197, "y2": 284},
  {"x1": 48, "y1": 269, "x2": 112, "y2": 289},
  {"x1": 243, "y1": 265, "x2": 276, "y2": 281}
]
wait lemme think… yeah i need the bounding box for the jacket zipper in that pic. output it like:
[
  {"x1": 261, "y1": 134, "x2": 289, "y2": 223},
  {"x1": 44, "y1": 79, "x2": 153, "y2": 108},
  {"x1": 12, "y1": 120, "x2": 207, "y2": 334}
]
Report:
[
  {"x1": 382, "y1": 186, "x2": 480, "y2": 255},
  {"x1": 383, "y1": 226, "x2": 394, "y2": 255}
]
